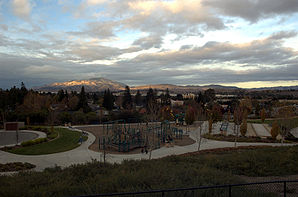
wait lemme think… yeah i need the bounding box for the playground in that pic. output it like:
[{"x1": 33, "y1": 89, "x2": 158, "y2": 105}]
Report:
[{"x1": 79, "y1": 120, "x2": 196, "y2": 154}]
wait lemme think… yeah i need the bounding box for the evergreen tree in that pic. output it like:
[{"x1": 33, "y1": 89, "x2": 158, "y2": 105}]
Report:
[
  {"x1": 146, "y1": 88, "x2": 155, "y2": 109},
  {"x1": 122, "y1": 86, "x2": 132, "y2": 110},
  {"x1": 77, "y1": 86, "x2": 90, "y2": 113},
  {"x1": 161, "y1": 88, "x2": 171, "y2": 106},
  {"x1": 103, "y1": 89, "x2": 114, "y2": 111},
  {"x1": 135, "y1": 90, "x2": 142, "y2": 106},
  {"x1": 165, "y1": 88, "x2": 171, "y2": 106},
  {"x1": 57, "y1": 89, "x2": 65, "y2": 102},
  {"x1": 204, "y1": 88, "x2": 215, "y2": 103},
  {"x1": 92, "y1": 93, "x2": 99, "y2": 104},
  {"x1": 176, "y1": 93, "x2": 183, "y2": 100}
]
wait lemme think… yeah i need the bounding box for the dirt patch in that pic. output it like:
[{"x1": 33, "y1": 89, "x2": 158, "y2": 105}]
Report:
[{"x1": 173, "y1": 135, "x2": 196, "y2": 146}]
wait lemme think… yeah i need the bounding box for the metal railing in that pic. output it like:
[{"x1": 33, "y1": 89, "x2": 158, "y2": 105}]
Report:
[{"x1": 74, "y1": 180, "x2": 298, "y2": 197}]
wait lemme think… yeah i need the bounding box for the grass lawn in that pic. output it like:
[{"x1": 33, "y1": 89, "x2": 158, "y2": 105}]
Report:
[
  {"x1": 0, "y1": 145, "x2": 298, "y2": 197},
  {"x1": 247, "y1": 117, "x2": 298, "y2": 130},
  {"x1": 6, "y1": 128, "x2": 86, "y2": 155}
]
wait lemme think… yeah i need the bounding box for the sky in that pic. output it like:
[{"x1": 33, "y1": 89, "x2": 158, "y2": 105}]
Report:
[{"x1": 0, "y1": 0, "x2": 298, "y2": 89}]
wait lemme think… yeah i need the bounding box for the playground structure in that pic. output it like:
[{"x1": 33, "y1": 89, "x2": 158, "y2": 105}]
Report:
[
  {"x1": 220, "y1": 121, "x2": 229, "y2": 135},
  {"x1": 98, "y1": 120, "x2": 183, "y2": 152}
]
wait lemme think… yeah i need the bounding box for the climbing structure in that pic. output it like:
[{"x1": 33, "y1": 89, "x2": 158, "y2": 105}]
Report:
[{"x1": 99, "y1": 120, "x2": 183, "y2": 152}]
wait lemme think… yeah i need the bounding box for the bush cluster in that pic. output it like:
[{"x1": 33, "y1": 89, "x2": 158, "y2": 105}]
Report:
[
  {"x1": 21, "y1": 138, "x2": 48, "y2": 147},
  {"x1": 0, "y1": 162, "x2": 35, "y2": 172}
]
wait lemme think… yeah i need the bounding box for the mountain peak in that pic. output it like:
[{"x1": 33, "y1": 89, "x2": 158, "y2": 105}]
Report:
[{"x1": 35, "y1": 78, "x2": 127, "y2": 92}]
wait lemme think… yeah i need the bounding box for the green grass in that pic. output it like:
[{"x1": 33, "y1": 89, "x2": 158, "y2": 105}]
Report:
[
  {"x1": 1, "y1": 145, "x2": 298, "y2": 197},
  {"x1": 189, "y1": 145, "x2": 298, "y2": 177},
  {"x1": 6, "y1": 128, "x2": 86, "y2": 155},
  {"x1": 247, "y1": 117, "x2": 298, "y2": 130}
]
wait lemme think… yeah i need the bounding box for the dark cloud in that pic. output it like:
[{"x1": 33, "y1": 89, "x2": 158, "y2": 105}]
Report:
[
  {"x1": 203, "y1": 0, "x2": 298, "y2": 22},
  {"x1": 132, "y1": 34, "x2": 163, "y2": 49}
]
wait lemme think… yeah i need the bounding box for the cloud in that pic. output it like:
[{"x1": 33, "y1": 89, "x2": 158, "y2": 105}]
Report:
[
  {"x1": 203, "y1": 0, "x2": 298, "y2": 22},
  {"x1": 125, "y1": 31, "x2": 298, "y2": 69},
  {"x1": 11, "y1": 0, "x2": 32, "y2": 20},
  {"x1": 132, "y1": 34, "x2": 163, "y2": 49},
  {"x1": 86, "y1": 0, "x2": 107, "y2": 6},
  {"x1": 73, "y1": 0, "x2": 225, "y2": 40},
  {"x1": 1, "y1": 1, "x2": 298, "y2": 89}
]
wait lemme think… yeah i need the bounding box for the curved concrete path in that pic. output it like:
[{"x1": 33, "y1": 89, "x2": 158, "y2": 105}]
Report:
[
  {"x1": 0, "y1": 130, "x2": 47, "y2": 148},
  {"x1": 0, "y1": 126, "x2": 295, "y2": 172}
]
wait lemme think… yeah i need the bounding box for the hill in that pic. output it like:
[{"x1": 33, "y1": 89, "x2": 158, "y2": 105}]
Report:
[{"x1": 35, "y1": 78, "x2": 127, "y2": 92}]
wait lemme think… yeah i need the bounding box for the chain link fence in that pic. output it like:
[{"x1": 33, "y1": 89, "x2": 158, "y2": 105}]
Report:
[{"x1": 75, "y1": 180, "x2": 298, "y2": 197}]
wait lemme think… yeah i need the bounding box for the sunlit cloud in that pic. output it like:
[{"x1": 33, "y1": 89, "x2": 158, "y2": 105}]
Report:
[{"x1": 0, "y1": 0, "x2": 297, "y2": 89}]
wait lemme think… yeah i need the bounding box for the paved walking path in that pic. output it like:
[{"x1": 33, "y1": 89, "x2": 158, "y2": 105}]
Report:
[
  {"x1": 290, "y1": 127, "x2": 298, "y2": 138},
  {"x1": 252, "y1": 124, "x2": 271, "y2": 137},
  {"x1": 0, "y1": 130, "x2": 47, "y2": 148},
  {"x1": 0, "y1": 126, "x2": 295, "y2": 172}
]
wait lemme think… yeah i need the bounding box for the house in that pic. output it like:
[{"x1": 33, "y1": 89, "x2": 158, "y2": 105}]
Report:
[{"x1": 171, "y1": 99, "x2": 184, "y2": 107}]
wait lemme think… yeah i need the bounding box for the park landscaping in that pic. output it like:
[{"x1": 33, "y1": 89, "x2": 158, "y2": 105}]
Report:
[
  {"x1": 0, "y1": 162, "x2": 35, "y2": 172},
  {"x1": 2, "y1": 127, "x2": 86, "y2": 155},
  {"x1": 0, "y1": 145, "x2": 297, "y2": 196},
  {"x1": 202, "y1": 133, "x2": 283, "y2": 143}
]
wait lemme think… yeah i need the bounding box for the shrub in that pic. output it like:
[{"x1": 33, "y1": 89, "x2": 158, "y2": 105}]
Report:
[
  {"x1": 271, "y1": 120, "x2": 280, "y2": 140},
  {"x1": 21, "y1": 138, "x2": 48, "y2": 147},
  {"x1": 72, "y1": 111, "x2": 86, "y2": 124}
]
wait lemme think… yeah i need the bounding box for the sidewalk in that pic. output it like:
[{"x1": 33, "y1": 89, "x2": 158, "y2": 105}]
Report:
[{"x1": 0, "y1": 126, "x2": 294, "y2": 172}]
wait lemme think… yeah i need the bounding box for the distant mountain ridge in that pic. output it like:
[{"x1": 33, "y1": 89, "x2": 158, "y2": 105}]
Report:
[
  {"x1": 248, "y1": 85, "x2": 298, "y2": 91},
  {"x1": 35, "y1": 78, "x2": 127, "y2": 92},
  {"x1": 34, "y1": 78, "x2": 298, "y2": 93}
]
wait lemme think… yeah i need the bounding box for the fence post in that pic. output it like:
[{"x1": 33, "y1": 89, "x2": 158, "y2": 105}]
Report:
[
  {"x1": 284, "y1": 181, "x2": 286, "y2": 197},
  {"x1": 229, "y1": 185, "x2": 232, "y2": 197},
  {"x1": 162, "y1": 191, "x2": 165, "y2": 197}
]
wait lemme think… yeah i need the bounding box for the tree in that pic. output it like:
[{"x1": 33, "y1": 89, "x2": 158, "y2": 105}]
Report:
[
  {"x1": 240, "y1": 97, "x2": 252, "y2": 119},
  {"x1": 161, "y1": 88, "x2": 171, "y2": 106},
  {"x1": 185, "y1": 106, "x2": 195, "y2": 126},
  {"x1": 86, "y1": 112, "x2": 98, "y2": 124},
  {"x1": 68, "y1": 95, "x2": 79, "y2": 111},
  {"x1": 57, "y1": 89, "x2": 66, "y2": 102},
  {"x1": 176, "y1": 93, "x2": 183, "y2": 101},
  {"x1": 260, "y1": 108, "x2": 266, "y2": 123},
  {"x1": 278, "y1": 106, "x2": 295, "y2": 143},
  {"x1": 72, "y1": 111, "x2": 86, "y2": 124},
  {"x1": 208, "y1": 118, "x2": 213, "y2": 134},
  {"x1": 58, "y1": 112, "x2": 72, "y2": 124},
  {"x1": 92, "y1": 93, "x2": 99, "y2": 104},
  {"x1": 271, "y1": 120, "x2": 280, "y2": 140},
  {"x1": 103, "y1": 89, "x2": 114, "y2": 111},
  {"x1": 204, "y1": 89, "x2": 215, "y2": 103},
  {"x1": 77, "y1": 86, "x2": 90, "y2": 113},
  {"x1": 240, "y1": 118, "x2": 247, "y2": 136},
  {"x1": 122, "y1": 86, "x2": 132, "y2": 110},
  {"x1": 146, "y1": 88, "x2": 158, "y2": 121},
  {"x1": 233, "y1": 105, "x2": 243, "y2": 147},
  {"x1": 135, "y1": 90, "x2": 142, "y2": 106},
  {"x1": 161, "y1": 106, "x2": 174, "y2": 121}
]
